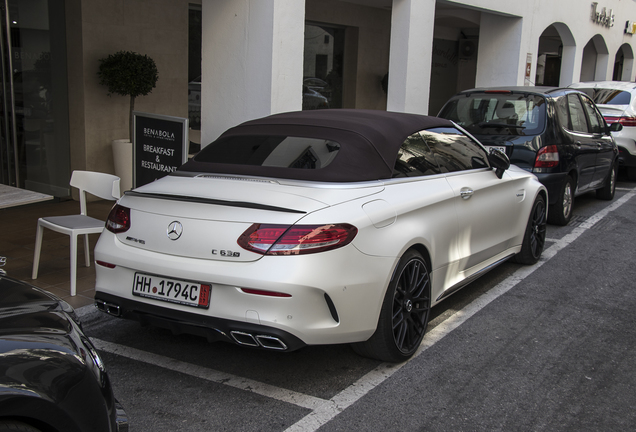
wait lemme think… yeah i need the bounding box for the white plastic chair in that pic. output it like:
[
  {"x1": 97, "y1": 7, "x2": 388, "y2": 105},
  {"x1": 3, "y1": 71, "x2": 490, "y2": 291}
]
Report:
[{"x1": 32, "y1": 171, "x2": 121, "y2": 296}]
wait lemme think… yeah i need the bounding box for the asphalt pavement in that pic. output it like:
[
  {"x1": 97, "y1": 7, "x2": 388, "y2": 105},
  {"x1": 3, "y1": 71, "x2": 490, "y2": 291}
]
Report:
[{"x1": 78, "y1": 179, "x2": 636, "y2": 432}]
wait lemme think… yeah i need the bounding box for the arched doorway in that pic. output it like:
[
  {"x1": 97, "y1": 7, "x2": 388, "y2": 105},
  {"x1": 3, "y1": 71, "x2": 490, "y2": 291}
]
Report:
[
  {"x1": 536, "y1": 23, "x2": 575, "y2": 86},
  {"x1": 580, "y1": 35, "x2": 609, "y2": 81},
  {"x1": 613, "y1": 43, "x2": 635, "y2": 81}
]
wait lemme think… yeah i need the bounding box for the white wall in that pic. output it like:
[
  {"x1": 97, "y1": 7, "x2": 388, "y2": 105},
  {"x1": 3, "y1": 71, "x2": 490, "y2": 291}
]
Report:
[{"x1": 197, "y1": 0, "x2": 636, "y2": 140}]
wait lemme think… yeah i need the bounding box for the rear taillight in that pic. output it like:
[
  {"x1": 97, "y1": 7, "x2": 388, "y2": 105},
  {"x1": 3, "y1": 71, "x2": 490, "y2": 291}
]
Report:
[
  {"x1": 604, "y1": 116, "x2": 636, "y2": 127},
  {"x1": 106, "y1": 204, "x2": 131, "y2": 233},
  {"x1": 237, "y1": 223, "x2": 358, "y2": 255},
  {"x1": 534, "y1": 145, "x2": 559, "y2": 168}
]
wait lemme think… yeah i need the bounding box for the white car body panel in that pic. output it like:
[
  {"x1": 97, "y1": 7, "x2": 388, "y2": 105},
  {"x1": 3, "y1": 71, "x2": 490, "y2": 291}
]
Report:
[
  {"x1": 95, "y1": 165, "x2": 543, "y2": 345},
  {"x1": 569, "y1": 81, "x2": 636, "y2": 160},
  {"x1": 116, "y1": 175, "x2": 384, "y2": 262},
  {"x1": 94, "y1": 110, "x2": 547, "y2": 357}
]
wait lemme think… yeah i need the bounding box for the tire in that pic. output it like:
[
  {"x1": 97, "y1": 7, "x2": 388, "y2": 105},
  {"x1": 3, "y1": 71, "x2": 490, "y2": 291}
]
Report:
[
  {"x1": 0, "y1": 421, "x2": 42, "y2": 432},
  {"x1": 547, "y1": 175, "x2": 574, "y2": 226},
  {"x1": 352, "y1": 250, "x2": 431, "y2": 362},
  {"x1": 628, "y1": 167, "x2": 636, "y2": 182},
  {"x1": 513, "y1": 195, "x2": 547, "y2": 265},
  {"x1": 596, "y1": 162, "x2": 617, "y2": 200}
]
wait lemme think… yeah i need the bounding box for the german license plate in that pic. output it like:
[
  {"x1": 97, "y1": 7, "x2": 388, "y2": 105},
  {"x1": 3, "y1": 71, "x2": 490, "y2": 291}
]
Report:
[{"x1": 132, "y1": 273, "x2": 210, "y2": 309}]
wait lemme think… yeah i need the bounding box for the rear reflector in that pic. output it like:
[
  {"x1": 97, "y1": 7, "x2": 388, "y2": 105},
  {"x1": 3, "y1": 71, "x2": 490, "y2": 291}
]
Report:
[
  {"x1": 238, "y1": 223, "x2": 358, "y2": 255},
  {"x1": 199, "y1": 285, "x2": 211, "y2": 306},
  {"x1": 96, "y1": 260, "x2": 116, "y2": 269},
  {"x1": 240, "y1": 288, "x2": 291, "y2": 297}
]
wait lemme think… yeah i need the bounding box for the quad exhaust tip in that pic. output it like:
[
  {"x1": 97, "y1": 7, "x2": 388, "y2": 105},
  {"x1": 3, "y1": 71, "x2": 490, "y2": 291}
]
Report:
[
  {"x1": 95, "y1": 299, "x2": 121, "y2": 317},
  {"x1": 230, "y1": 331, "x2": 287, "y2": 350}
]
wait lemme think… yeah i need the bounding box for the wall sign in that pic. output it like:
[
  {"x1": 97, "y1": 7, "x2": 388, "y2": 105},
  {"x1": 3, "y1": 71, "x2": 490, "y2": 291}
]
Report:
[
  {"x1": 591, "y1": 2, "x2": 615, "y2": 28},
  {"x1": 525, "y1": 53, "x2": 532, "y2": 86},
  {"x1": 133, "y1": 112, "x2": 188, "y2": 188}
]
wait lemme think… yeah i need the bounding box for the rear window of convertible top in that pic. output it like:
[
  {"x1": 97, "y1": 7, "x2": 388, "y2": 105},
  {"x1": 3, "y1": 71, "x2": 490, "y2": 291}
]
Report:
[{"x1": 193, "y1": 135, "x2": 340, "y2": 170}]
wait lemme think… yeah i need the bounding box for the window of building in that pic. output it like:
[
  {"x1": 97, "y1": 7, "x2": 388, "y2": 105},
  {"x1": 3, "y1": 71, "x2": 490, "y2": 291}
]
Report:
[
  {"x1": 188, "y1": 4, "x2": 202, "y2": 132},
  {"x1": 0, "y1": 0, "x2": 70, "y2": 196},
  {"x1": 303, "y1": 23, "x2": 345, "y2": 110}
]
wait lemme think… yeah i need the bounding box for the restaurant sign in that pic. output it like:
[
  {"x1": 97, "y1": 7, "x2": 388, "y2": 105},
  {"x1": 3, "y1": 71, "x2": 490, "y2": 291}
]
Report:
[
  {"x1": 591, "y1": 3, "x2": 615, "y2": 28},
  {"x1": 133, "y1": 112, "x2": 188, "y2": 188}
]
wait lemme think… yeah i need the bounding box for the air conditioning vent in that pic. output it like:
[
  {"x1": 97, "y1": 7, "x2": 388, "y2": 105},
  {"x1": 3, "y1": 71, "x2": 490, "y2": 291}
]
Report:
[{"x1": 459, "y1": 39, "x2": 477, "y2": 60}]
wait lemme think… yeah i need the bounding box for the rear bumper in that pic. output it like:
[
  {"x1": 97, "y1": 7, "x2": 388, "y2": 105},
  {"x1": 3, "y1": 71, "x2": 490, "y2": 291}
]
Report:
[
  {"x1": 95, "y1": 293, "x2": 306, "y2": 351},
  {"x1": 618, "y1": 145, "x2": 636, "y2": 167},
  {"x1": 94, "y1": 231, "x2": 396, "y2": 347}
]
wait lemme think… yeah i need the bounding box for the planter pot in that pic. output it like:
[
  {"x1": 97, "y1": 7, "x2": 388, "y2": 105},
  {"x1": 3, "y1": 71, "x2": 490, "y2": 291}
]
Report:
[{"x1": 112, "y1": 139, "x2": 133, "y2": 192}]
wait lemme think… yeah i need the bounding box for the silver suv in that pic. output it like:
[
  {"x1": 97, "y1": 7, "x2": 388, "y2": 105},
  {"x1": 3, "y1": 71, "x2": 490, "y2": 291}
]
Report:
[{"x1": 569, "y1": 81, "x2": 636, "y2": 180}]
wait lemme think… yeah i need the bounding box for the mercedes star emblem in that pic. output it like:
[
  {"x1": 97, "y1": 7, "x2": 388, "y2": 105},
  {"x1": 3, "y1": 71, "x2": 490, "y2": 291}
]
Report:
[{"x1": 167, "y1": 221, "x2": 183, "y2": 240}]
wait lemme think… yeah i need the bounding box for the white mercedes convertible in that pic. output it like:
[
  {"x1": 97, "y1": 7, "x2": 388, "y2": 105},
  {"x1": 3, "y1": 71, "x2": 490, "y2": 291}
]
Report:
[{"x1": 94, "y1": 109, "x2": 547, "y2": 362}]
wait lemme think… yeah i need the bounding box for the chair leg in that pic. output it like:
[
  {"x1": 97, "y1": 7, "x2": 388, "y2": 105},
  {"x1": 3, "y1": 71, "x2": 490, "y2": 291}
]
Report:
[
  {"x1": 32, "y1": 222, "x2": 44, "y2": 280},
  {"x1": 83, "y1": 234, "x2": 91, "y2": 267},
  {"x1": 70, "y1": 233, "x2": 78, "y2": 296}
]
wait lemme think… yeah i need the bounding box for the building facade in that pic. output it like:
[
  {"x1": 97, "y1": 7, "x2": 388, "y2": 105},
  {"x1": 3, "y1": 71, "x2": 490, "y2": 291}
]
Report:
[{"x1": 2, "y1": 0, "x2": 635, "y2": 197}]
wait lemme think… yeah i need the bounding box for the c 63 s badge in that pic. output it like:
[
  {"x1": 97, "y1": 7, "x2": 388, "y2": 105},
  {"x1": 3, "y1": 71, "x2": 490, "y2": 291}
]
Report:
[{"x1": 212, "y1": 249, "x2": 241, "y2": 257}]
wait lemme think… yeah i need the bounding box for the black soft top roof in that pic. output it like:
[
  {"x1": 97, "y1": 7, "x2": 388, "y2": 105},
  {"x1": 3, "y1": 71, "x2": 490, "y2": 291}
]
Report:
[{"x1": 180, "y1": 109, "x2": 454, "y2": 182}]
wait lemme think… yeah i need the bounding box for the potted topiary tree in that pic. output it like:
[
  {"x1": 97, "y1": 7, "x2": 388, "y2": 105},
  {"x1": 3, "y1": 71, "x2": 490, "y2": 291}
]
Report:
[{"x1": 98, "y1": 51, "x2": 158, "y2": 190}]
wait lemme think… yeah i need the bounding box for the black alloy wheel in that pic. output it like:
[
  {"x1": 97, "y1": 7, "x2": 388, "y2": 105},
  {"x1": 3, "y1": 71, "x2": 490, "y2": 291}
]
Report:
[
  {"x1": 352, "y1": 250, "x2": 431, "y2": 362},
  {"x1": 513, "y1": 195, "x2": 547, "y2": 265}
]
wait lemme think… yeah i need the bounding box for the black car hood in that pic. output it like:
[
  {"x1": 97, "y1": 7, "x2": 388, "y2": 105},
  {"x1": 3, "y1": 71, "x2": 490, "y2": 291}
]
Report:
[{"x1": 0, "y1": 276, "x2": 79, "y2": 336}]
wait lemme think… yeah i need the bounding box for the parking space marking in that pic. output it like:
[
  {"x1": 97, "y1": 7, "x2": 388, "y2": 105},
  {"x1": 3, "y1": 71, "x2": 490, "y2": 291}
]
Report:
[
  {"x1": 89, "y1": 187, "x2": 636, "y2": 431},
  {"x1": 284, "y1": 188, "x2": 636, "y2": 432},
  {"x1": 91, "y1": 338, "x2": 327, "y2": 410}
]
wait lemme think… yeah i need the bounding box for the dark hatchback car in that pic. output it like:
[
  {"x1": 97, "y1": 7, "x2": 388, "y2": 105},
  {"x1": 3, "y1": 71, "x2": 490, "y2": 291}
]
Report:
[
  {"x1": 0, "y1": 274, "x2": 127, "y2": 432},
  {"x1": 438, "y1": 87, "x2": 621, "y2": 225}
]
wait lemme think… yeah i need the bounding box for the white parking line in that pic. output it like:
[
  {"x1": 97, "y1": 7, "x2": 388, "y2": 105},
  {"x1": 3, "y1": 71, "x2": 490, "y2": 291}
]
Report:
[
  {"x1": 283, "y1": 188, "x2": 636, "y2": 432},
  {"x1": 91, "y1": 338, "x2": 327, "y2": 410},
  {"x1": 90, "y1": 188, "x2": 636, "y2": 431}
]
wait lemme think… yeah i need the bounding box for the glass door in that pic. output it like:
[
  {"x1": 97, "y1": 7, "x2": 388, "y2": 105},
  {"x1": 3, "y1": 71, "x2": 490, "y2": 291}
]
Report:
[{"x1": 0, "y1": 0, "x2": 70, "y2": 196}]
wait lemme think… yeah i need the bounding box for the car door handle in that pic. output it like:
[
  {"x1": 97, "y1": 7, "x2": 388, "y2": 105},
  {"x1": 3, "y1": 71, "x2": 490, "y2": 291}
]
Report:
[
  {"x1": 460, "y1": 187, "x2": 474, "y2": 200},
  {"x1": 575, "y1": 141, "x2": 582, "y2": 149}
]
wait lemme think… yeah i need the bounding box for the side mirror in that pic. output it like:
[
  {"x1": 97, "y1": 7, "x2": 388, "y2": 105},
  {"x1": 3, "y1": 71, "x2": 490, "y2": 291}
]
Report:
[
  {"x1": 488, "y1": 148, "x2": 510, "y2": 179},
  {"x1": 609, "y1": 122, "x2": 623, "y2": 133}
]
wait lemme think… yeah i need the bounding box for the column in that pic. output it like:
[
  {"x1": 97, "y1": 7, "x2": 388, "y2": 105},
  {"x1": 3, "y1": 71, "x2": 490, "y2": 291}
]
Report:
[
  {"x1": 387, "y1": 0, "x2": 436, "y2": 115},
  {"x1": 475, "y1": 13, "x2": 524, "y2": 87},
  {"x1": 201, "y1": 0, "x2": 305, "y2": 143}
]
